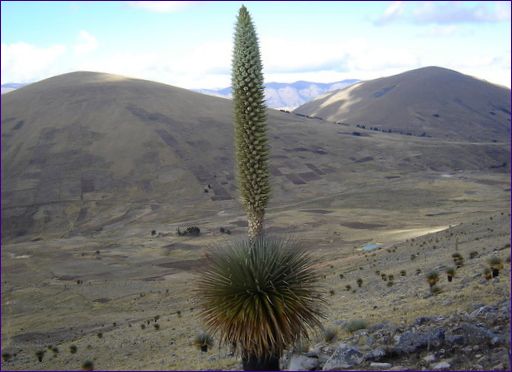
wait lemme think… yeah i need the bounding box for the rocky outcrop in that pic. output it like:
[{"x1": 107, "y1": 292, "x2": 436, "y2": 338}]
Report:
[{"x1": 285, "y1": 299, "x2": 509, "y2": 370}]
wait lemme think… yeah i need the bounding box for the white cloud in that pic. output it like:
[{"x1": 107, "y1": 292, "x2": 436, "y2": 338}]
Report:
[
  {"x1": 375, "y1": 1, "x2": 405, "y2": 25},
  {"x1": 375, "y1": 1, "x2": 511, "y2": 25},
  {"x1": 1, "y1": 42, "x2": 66, "y2": 83},
  {"x1": 126, "y1": 1, "x2": 196, "y2": 13},
  {"x1": 74, "y1": 30, "x2": 98, "y2": 55}
]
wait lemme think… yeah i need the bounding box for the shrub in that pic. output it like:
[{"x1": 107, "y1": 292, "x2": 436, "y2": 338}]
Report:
[
  {"x1": 177, "y1": 226, "x2": 201, "y2": 237},
  {"x1": 97, "y1": 332, "x2": 103, "y2": 339},
  {"x1": 388, "y1": 274, "x2": 394, "y2": 281},
  {"x1": 344, "y1": 320, "x2": 368, "y2": 333},
  {"x1": 469, "y1": 251, "x2": 479, "y2": 259},
  {"x1": 416, "y1": 268, "x2": 422, "y2": 275},
  {"x1": 36, "y1": 350, "x2": 45, "y2": 362},
  {"x1": 356, "y1": 278, "x2": 363, "y2": 287},
  {"x1": 387, "y1": 281, "x2": 394, "y2": 287},
  {"x1": 81, "y1": 360, "x2": 94, "y2": 371},
  {"x1": 329, "y1": 289, "x2": 335, "y2": 296},
  {"x1": 426, "y1": 270, "x2": 439, "y2": 289},
  {"x1": 483, "y1": 267, "x2": 492, "y2": 280},
  {"x1": 70, "y1": 345, "x2": 77, "y2": 354},
  {"x1": 446, "y1": 267, "x2": 455, "y2": 282},
  {"x1": 487, "y1": 256, "x2": 503, "y2": 277},
  {"x1": 154, "y1": 324, "x2": 160, "y2": 331},
  {"x1": 323, "y1": 327, "x2": 338, "y2": 343},
  {"x1": 400, "y1": 270, "x2": 406, "y2": 277},
  {"x1": 452, "y1": 253, "x2": 464, "y2": 268},
  {"x1": 381, "y1": 273, "x2": 387, "y2": 281},
  {"x1": 140, "y1": 324, "x2": 146, "y2": 330},
  {"x1": 193, "y1": 332, "x2": 214, "y2": 352},
  {"x1": 196, "y1": 237, "x2": 325, "y2": 364},
  {"x1": 2, "y1": 352, "x2": 12, "y2": 362},
  {"x1": 339, "y1": 273, "x2": 344, "y2": 279},
  {"x1": 345, "y1": 284, "x2": 352, "y2": 291}
]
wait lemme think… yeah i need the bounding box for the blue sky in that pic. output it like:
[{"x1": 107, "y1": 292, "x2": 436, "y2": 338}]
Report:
[{"x1": 1, "y1": 1, "x2": 510, "y2": 88}]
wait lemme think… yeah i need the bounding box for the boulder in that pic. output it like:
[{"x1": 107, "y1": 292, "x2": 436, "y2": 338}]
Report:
[
  {"x1": 322, "y1": 343, "x2": 364, "y2": 370},
  {"x1": 393, "y1": 328, "x2": 445, "y2": 354},
  {"x1": 287, "y1": 354, "x2": 319, "y2": 371}
]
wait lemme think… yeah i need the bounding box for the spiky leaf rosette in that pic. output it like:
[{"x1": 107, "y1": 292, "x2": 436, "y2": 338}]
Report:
[
  {"x1": 196, "y1": 238, "x2": 326, "y2": 359},
  {"x1": 232, "y1": 6, "x2": 270, "y2": 221}
]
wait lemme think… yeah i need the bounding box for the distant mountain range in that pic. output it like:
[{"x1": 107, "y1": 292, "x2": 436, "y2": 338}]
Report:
[
  {"x1": 2, "y1": 68, "x2": 509, "y2": 238},
  {"x1": 196, "y1": 80, "x2": 360, "y2": 109},
  {"x1": 1, "y1": 83, "x2": 26, "y2": 94}
]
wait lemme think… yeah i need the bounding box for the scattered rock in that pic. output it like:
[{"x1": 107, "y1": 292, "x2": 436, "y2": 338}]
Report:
[
  {"x1": 287, "y1": 355, "x2": 319, "y2": 371},
  {"x1": 432, "y1": 361, "x2": 451, "y2": 370},
  {"x1": 364, "y1": 348, "x2": 386, "y2": 361},
  {"x1": 423, "y1": 354, "x2": 436, "y2": 363},
  {"x1": 393, "y1": 328, "x2": 445, "y2": 354},
  {"x1": 322, "y1": 343, "x2": 364, "y2": 370}
]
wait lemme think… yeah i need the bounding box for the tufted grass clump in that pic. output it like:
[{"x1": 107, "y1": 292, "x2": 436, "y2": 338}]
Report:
[
  {"x1": 344, "y1": 319, "x2": 368, "y2": 333},
  {"x1": 452, "y1": 253, "x2": 464, "y2": 268},
  {"x1": 356, "y1": 278, "x2": 363, "y2": 287},
  {"x1": 81, "y1": 360, "x2": 94, "y2": 371},
  {"x1": 446, "y1": 267, "x2": 455, "y2": 282},
  {"x1": 469, "y1": 251, "x2": 479, "y2": 259},
  {"x1": 487, "y1": 256, "x2": 503, "y2": 277},
  {"x1": 400, "y1": 270, "x2": 406, "y2": 277},
  {"x1": 483, "y1": 267, "x2": 492, "y2": 280},
  {"x1": 70, "y1": 345, "x2": 77, "y2": 354},
  {"x1": 196, "y1": 237, "x2": 326, "y2": 361},
  {"x1": 35, "y1": 350, "x2": 45, "y2": 362},
  {"x1": 193, "y1": 331, "x2": 214, "y2": 352},
  {"x1": 426, "y1": 270, "x2": 439, "y2": 290}
]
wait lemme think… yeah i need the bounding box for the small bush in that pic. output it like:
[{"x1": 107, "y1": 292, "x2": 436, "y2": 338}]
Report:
[
  {"x1": 416, "y1": 268, "x2": 422, "y2": 275},
  {"x1": 177, "y1": 226, "x2": 200, "y2": 237},
  {"x1": 323, "y1": 327, "x2": 338, "y2": 343},
  {"x1": 469, "y1": 251, "x2": 479, "y2": 259},
  {"x1": 70, "y1": 345, "x2": 77, "y2": 354},
  {"x1": 36, "y1": 350, "x2": 45, "y2": 362},
  {"x1": 388, "y1": 274, "x2": 394, "y2": 281},
  {"x1": 488, "y1": 256, "x2": 503, "y2": 277},
  {"x1": 345, "y1": 284, "x2": 351, "y2": 291},
  {"x1": 339, "y1": 273, "x2": 344, "y2": 279},
  {"x1": 81, "y1": 360, "x2": 94, "y2": 371},
  {"x1": 193, "y1": 332, "x2": 214, "y2": 352},
  {"x1": 140, "y1": 324, "x2": 146, "y2": 330},
  {"x1": 176, "y1": 310, "x2": 182, "y2": 317},
  {"x1": 426, "y1": 270, "x2": 439, "y2": 288},
  {"x1": 344, "y1": 319, "x2": 368, "y2": 333},
  {"x1": 97, "y1": 332, "x2": 103, "y2": 339},
  {"x1": 400, "y1": 270, "x2": 406, "y2": 276},
  {"x1": 387, "y1": 281, "x2": 394, "y2": 287},
  {"x1": 381, "y1": 273, "x2": 387, "y2": 281},
  {"x1": 452, "y1": 253, "x2": 464, "y2": 268},
  {"x1": 375, "y1": 270, "x2": 380, "y2": 275},
  {"x1": 2, "y1": 352, "x2": 12, "y2": 362},
  {"x1": 329, "y1": 289, "x2": 335, "y2": 296},
  {"x1": 483, "y1": 267, "x2": 492, "y2": 280},
  {"x1": 356, "y1": 278, "x2": 363, "y2": 287},
  {"x1": 154, "y1": 324, "x2": 160, "y2": 331},
  {"x1": 446, "y1": 267, "x2": 455, "y2": 282}
]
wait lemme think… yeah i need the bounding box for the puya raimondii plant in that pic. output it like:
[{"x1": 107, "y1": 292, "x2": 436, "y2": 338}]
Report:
[{"x1": 232, "y1": 5, "x2": 270, "y2": 241}]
